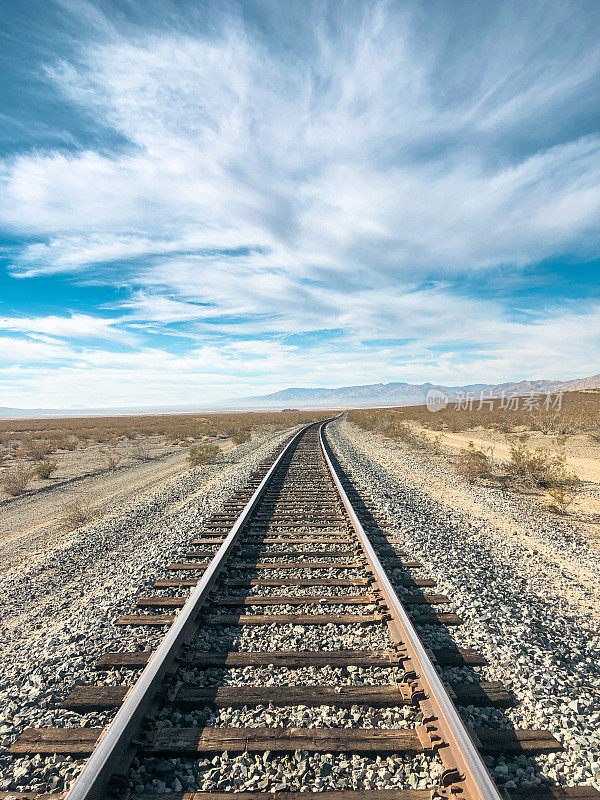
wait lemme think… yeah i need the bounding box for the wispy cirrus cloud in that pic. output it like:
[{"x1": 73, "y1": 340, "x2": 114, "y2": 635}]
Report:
[
  {"x1": 0, "y1": 0, "x2": 599, "y2": 406},
  {"x1": 0, "y1": 313, "x2": 134, "y2": 342}
]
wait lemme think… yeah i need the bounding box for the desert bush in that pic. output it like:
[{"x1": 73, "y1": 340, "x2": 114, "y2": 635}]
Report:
[
  {"x1": 505, "y1": 434, "x2": 581, "y2": 509},
  {"x1": 100, "y1": 447, "x2": 122, "y2": 470},
  {"x1": 34, "y1": 459, "x2": 58, "y2": 479},
  {"x1": 427, "y1": 434, "x2": 443, "y2": 454},
  {"x1": 547, "y1": 480, "x2": 579, "y2": 514},
  {"x1": 63, "y1": 501, "x2": 92, "y2": 530},
  {"x1": 2, "y1": 461, "x2": 33, "y2": 496},
  {"x1": 506, "y1": 435, "x2": 559, "y2": 487},
  {"x1": 26, "y1": 440, "x2": 54, "y2": 461},
  {"x1": 456, "y1": 442, "x2": 494, "y2": 482},
  {"x1": 188, "y1": 443, "x2": 222, "y2": 467},
  {"x1": 131, "y1": 436, "x2": 152, "y2": 460},
  {"x1": 233, "y1": 429, "x2": 252, "y2": 445}
]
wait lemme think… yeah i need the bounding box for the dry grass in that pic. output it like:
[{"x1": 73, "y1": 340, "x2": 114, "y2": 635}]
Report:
[
  {"x1": 0, "y1": 409, "x2": 331, "y2": 497},
  {"x1": 100, "y1": 447, "x2": 122, "y2": 470},
  {"x1": 1, "y1": 461, "x2": 33, "y2": 496},
  {"x1": 0, "y1": 409, "x2": 328, "y2": 450},
  {"x1": 34, "y1": 459, "x2": 58, "y2": 479},
  {"x1": 349, "y1": 390, "x2": 600, "y2": 437},
  {"x1": 130, "y1": 436, "x2": 152, "y2": 460},
  {"x1": 63, "y1": 501, "x2": 92, "y2": 530},
  {"x1": 456, "y1": 442, "x2": 494, "y2": 482},
  {"x1": 232, "y1": 428, "x2": 252, "y2": 445},
  {"x1": 188, "y1": 443, "x2": 222, "y2": 467}
]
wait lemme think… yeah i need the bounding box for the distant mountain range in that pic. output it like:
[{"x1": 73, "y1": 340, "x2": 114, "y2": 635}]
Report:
[
  {"x1": 1, "y1": 374, "x2": 598, "y2": 418},
  {"x1": 230, "y1": 374, "x2": 600, "y2": 409}
]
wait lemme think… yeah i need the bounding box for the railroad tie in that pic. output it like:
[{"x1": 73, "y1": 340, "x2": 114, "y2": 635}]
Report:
[
  {"x1": 10, "y1": 725, "x2": 562, "y2": 756},
  {"x1": 94, "y1": 646, "x2": 487, "y2": 670},
  {"x1": 135, "y1": 593, "x2": 450, "y2": 608},
  {"x1": 62, "y1": 680, "x2": 513, "y2": 711}
]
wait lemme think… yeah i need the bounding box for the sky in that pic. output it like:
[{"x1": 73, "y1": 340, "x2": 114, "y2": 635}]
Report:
[{"x1": 0, "y1": 0, "x2": 599, "y2": 409}]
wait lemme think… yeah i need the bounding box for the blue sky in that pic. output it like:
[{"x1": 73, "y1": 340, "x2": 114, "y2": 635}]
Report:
[{"x1": 1, "y1": 0, "x2": 599, "y2": 408}]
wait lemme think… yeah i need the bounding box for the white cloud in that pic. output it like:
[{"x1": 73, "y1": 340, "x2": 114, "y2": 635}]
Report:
[
  {"x1": 2, "y1": 2, "x2": 599, "y2": 280},
  {"x1": 0, "y1": 313, "x2": 133, "y2": 342},
  {"x1": 0, "y1": 298, "x2": 598, "y2": 407}
]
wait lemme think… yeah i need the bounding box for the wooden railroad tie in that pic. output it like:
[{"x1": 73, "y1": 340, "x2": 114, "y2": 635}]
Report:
[
  {"x1": 135, "y1": 593, "x2": 450, "y2": 608},
  {"x1": 62, "y1": 681, "x2": 512, "y2": 711},
  {"x1": 0, "y1": 790, "x2": 577, "y2": 799},
  {"x1": 10, "y1": 725, "x2": 561, "y2": 756},
  {"x1": 114, "y1": 612, "x2": 463, "y2": 626},
  {"x1": 185, "y1": 550, "x2": 368, "y2": 559},
  {"x1": 94, "y1": 647, "x2": 486, "y2": 670},
  {"x1": 166, "y1": 560, "x2": 423, "y2": 570}
]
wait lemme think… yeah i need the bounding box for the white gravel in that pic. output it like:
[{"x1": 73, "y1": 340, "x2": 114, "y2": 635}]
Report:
[
  {"x1": 192, "y1": 623, "x2": 394, "y2": 652},
  {"x1": 130, "y1": 751, "x2": 442, "y2": 794}
]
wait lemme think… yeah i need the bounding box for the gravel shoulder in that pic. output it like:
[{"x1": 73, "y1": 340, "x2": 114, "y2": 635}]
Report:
[{"x1": 327, "y1": 416, "x2": 600, "y2": 792}]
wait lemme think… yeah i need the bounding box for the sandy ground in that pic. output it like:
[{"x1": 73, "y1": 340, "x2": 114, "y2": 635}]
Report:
[
  {"x1": 0, "y1": 433, "x2": 197, "y2": 502},
  {"x1": 0, "y1": 435, "x2": 239, "y2": 577},
  {"x1": 406, "y1": 423, "x2": 600, "y2": 545}
]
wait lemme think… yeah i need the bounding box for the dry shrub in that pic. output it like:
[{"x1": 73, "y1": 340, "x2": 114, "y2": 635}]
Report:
[
  {"x1": 100, "y1": 447, "x2": 122, "y2": 470},
  {"x1": 34, "y1": 459, "x2": 58, "y2": 479},
  {"x1": 428, "y1": 434, "x2": 443, "y2": 455},
  {"x1": 188, "y1": 443, "x2": 222, "y2": 467},
  {"x1": 26, "y1": 440, "x2": 54, "y2": 461},
  {"x1": 54, "y1": 435, "x2": 78, "y2": 451},
  {"x1": 547, "y1": 482, "x2": 579, "y2": 514},
  {"x1": 506, "y1": 434, "x2": 562, "y2": 487},
  {"x1": 456, "y1": 442, "x2": 493, "y2": 482},
  {"x1": 0, "y1": 409, "x2": 330, "y2": 453},
  {"x1": 2, "y1": 461, "x2": 33, "y2": 496},
  {"x1": 506, "y1": 434, "x2": 581, "y2": 511},
  {"x1": 233, "y1": 429, "x2": 252, "y2": 445},
  {"x1": 63, "y1": 501, "x2": 92, "y2": 530},
  {"x1": 349, "y1": 390, "x2": 599, "y2": 438},
  {"x1": 131, "y1": 436, "x2": 152, "y2": 460}
]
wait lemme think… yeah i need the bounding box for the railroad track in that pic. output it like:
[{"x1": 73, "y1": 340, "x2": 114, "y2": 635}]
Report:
[{"x1": 3, "y1": 420, "x2": 599, "y2": 800}]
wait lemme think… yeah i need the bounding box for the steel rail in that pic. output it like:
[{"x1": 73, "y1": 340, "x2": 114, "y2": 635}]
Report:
[
  {"x1": 319, "y1": 420, "x2": 503, "y2": 800},
  {"x1": 65, "y1": 421, "x2": 317, "y2": 800}
]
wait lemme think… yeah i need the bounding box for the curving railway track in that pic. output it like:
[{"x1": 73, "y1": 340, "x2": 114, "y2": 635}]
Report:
[{"x1": 3, "y1": 419, "x2": 599, "y2": 800}]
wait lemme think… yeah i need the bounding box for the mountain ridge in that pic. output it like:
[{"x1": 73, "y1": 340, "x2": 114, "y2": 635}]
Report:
[
  {"x1": 231, "y1": 374, "x2": 600, "y2": 408},
  {"x1": 1, "y1": 374, "x2": 598, "y2": 417}
]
